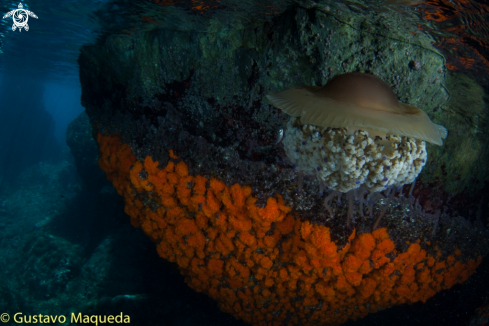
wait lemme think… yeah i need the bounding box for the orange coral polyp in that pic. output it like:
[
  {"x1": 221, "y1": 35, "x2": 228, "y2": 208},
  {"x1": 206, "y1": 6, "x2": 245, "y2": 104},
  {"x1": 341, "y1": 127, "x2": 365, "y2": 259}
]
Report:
[{"x1": 96, "y1": 132, "x2": 483, "y2": 326}]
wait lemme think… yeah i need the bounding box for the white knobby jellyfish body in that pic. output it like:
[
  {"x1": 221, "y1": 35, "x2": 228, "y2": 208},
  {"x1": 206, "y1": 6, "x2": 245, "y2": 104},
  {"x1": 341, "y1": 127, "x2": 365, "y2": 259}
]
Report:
[{"x1": 267, "y1": 72, "x2": 447, "y2": 193}]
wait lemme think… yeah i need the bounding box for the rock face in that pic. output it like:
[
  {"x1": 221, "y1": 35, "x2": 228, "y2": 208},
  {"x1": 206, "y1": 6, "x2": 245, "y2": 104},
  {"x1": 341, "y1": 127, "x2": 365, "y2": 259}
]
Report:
[{"x1": 78, "y1": 1, "x2": 488, "y2": 325}]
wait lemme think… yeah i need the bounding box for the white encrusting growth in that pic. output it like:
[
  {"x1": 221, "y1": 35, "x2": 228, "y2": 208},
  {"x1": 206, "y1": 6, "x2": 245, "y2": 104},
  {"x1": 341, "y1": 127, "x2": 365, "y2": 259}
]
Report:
[{"x1": 284, "y1": 118, "x2": 427, "y2": 193}]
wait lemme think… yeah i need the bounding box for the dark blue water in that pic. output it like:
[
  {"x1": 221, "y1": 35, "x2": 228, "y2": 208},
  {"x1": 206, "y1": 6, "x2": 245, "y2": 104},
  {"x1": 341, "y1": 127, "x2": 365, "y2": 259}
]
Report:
[{"x1": 0, "y1": 0, "x2": 102, "y2": 80}]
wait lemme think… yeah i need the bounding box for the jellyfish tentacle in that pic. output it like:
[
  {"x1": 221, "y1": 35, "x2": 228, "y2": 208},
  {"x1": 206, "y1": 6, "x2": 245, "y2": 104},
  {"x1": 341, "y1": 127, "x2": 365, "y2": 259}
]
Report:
[
  {"x1": 324, "y1": 191, "x2": 339, "y2": 217},
  {"x1": 373, "y1": 186, "x2": 396, "y2": 230}
]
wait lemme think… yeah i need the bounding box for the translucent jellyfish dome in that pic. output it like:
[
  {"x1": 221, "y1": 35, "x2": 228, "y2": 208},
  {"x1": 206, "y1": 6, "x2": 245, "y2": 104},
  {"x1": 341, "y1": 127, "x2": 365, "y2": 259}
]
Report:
[{"x1": 267, "y1": 72, "x2": 447, "y2": 193}]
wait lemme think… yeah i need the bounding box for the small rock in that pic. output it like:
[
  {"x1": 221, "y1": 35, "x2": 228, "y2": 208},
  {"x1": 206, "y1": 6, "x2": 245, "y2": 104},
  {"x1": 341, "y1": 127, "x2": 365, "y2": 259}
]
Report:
[{"x1": 409, "y1": 60, "x2": 422, "y2": 71}]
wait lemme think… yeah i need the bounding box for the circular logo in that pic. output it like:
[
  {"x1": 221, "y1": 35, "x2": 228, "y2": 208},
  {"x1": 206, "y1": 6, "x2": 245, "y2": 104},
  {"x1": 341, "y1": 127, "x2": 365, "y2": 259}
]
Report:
[
  {"x1": 13, "y1": 9, "x2": 27, "y2": 28},
  {"x1": 0, "y1": 313, "x2": 10, "y2": 323}
]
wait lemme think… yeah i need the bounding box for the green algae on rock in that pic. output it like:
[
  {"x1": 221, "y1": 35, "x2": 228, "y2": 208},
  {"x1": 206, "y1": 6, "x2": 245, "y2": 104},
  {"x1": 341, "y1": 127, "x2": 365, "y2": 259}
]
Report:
[{"x1": 421, "y1": 72, "x2": 489, "y2": 195}]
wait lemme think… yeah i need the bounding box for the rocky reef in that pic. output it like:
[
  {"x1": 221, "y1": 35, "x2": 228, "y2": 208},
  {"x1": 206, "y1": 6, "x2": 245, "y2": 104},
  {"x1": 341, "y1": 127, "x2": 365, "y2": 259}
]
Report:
[{"x1": 78, "y1": 1, "x2": 489, "y2": 325}]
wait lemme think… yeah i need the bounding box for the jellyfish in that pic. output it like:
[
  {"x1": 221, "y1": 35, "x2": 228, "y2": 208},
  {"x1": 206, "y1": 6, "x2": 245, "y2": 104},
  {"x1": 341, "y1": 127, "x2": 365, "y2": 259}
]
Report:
[{"x1": 267, "y1": 72, "x2": 447, "y2": 225}]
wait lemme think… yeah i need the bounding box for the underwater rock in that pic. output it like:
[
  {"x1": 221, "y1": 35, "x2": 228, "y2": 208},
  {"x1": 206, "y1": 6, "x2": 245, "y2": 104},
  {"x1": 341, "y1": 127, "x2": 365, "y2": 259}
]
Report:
[
  {"x1": 471, "y1": 301, "x2": 489, "y2": 326},
  {"x1": 78, "y1": 1, "x2": 489, "y2": 325}
]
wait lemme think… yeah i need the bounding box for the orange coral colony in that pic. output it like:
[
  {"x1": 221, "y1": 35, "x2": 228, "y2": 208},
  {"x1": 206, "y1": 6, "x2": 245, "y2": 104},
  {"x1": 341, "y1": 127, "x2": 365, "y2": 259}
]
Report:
[{"x1": 96, "y1": 131, "x2": 482, "y2": 326}]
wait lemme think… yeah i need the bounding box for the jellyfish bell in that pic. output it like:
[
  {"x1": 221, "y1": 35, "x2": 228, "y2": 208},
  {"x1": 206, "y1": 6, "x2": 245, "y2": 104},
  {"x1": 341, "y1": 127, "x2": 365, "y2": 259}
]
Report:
[
  {"x1": 267, "y1": 72, "x2": 447, "y2": 194},
  {"x1": 267, "y1": 72, "x2": 447, "y2": 146}
]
